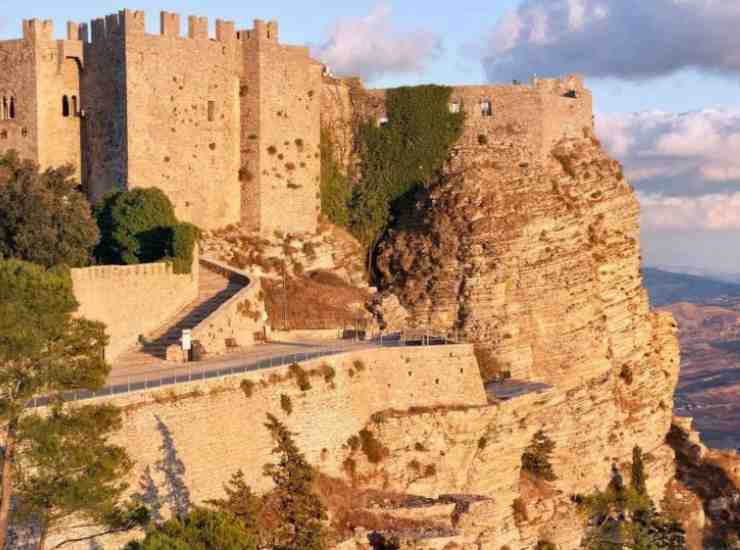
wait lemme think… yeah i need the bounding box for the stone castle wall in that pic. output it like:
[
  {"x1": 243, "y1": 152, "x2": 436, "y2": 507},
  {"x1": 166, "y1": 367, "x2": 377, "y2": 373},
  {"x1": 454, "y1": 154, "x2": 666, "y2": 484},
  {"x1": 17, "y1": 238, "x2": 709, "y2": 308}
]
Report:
[
  {"x1": 70, "y1": 253, "x2": 199, "y2": 361},
  {"x1": 41, "y1": 344, "x2": 485, "y2": 549},
  {"x1": 122, "y1": 12, "x2": 242, "y2": 230},
  {"x1": 240, "y1": 23, "x2": 322, "y2": 236},
  {"x1": 0, "y1": 34, "x2": 38, "y2": 164}
]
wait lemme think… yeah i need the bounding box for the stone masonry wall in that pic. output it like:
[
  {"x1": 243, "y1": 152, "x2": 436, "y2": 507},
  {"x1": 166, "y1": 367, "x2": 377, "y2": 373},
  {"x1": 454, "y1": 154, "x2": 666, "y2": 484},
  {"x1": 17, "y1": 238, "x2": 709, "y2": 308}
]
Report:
[
  {"x1": 0, "y1": 24, "x2": 41, "y2": 164},
  {"x1": 82, "y1": 13, "x2": 128, "y2": 200},
  {"x1": 71, "y1": 254, "x2": 199, "y2": 362},
  {"x1": 240, "y1": 22, "x2": 323, "y2": 236},
  {"x1": 41, "y1": 344, "x2": 484, "y2": 549},
  {"x1": 124, "y1": 13, "x2": 242, "y2": 230}
]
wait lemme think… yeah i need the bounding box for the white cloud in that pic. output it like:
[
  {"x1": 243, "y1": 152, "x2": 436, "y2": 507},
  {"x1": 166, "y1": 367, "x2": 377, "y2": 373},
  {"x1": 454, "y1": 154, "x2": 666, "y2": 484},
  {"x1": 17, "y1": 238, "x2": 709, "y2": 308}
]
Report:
[
  {"x1": 597, "y1": 109, "x2": 740, "y2": 187},
  {"x1": 478, "y1": 0, "x2": 740, "y2": 81},
  {"x1": 312, "y1": 4, "x2": 443, "y2": 82},
  {"x1": 639, "y1": 192, "x2": 740, "y2": 230},
  {"x1": 596, "y1": 109, "x2": 740, "y2": 231}
]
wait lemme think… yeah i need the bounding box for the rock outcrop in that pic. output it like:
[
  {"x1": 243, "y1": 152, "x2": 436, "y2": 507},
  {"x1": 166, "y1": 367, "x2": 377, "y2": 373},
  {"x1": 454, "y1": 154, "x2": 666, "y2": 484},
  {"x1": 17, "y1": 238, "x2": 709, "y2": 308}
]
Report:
[{"x1": 360, "y1": 129, "x2": 693, "y2": 547}]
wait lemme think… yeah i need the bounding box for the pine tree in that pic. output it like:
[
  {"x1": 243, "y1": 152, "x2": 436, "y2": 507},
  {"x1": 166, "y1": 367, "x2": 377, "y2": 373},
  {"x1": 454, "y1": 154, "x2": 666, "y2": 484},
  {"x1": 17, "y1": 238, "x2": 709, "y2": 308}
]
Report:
[
  {"x1": 631, "y1": 446, "x2": 648, "y2": 496},
  {"x1": 14, "y1": 404, "x2": 146, "y2": 550},
  {"x1": 207, "y1": 470, "x2": 263, "y2": 533},
  {"x1": 263, "y1": 414, "x2": 327, "y2": 550},
  {"x1": 0, "y1": 260, "x2": 110, "y2": 548},
  {"x1": 521, "y1": 430, "x2": 557, "y2": 481}
]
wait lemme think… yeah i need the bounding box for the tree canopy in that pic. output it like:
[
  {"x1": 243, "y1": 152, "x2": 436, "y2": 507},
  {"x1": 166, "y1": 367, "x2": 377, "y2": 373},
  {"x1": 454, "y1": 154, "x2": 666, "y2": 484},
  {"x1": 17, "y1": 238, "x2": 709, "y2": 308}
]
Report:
[{"x1": 0, "y1": 152, "x2": 99, "y2": 268}]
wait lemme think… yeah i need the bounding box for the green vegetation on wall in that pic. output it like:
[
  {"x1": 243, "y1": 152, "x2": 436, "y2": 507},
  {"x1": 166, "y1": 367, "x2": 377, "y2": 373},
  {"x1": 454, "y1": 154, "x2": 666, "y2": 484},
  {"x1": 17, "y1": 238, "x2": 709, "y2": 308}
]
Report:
[
  {"x1": 320, "y1": 85, "x2": 464, "y2": 250},
  {"x1": 319, "y1": 129, "x2": 352, "y2": 228},
  {"x1": 350, "y1": 85, "x2": 464, "y2": 247},
  {"x1": 94, "y1": 188, "x2": 199, "y2": 273}
]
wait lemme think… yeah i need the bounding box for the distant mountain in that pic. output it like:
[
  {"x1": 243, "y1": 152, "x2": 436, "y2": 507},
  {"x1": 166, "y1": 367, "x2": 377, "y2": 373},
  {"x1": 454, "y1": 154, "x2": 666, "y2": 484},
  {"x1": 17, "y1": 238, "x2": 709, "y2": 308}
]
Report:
[
  {"x1": 649, "y1": 264, "x2": 740, "y2": 285},
  {"x1": 642, "y1": 267, "x2": 740, "y2": 307}
]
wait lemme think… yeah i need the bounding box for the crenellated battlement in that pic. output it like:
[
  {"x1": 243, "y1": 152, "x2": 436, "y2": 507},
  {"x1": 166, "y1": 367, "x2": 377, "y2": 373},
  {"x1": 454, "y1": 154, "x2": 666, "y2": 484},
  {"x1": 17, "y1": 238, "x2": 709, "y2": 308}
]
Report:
[
  {"x1": 160, "y1": 11, "x2": 180, "y2": 37},
  {"x1": 238, "y1": 19, "x2": 279, "y2": 44},
  {"x1": 22, "y1": 19, "x2": 54, "y2": 43},
  {"x1": 188, "y1": 15, "x2": 208, "y2": 40}
]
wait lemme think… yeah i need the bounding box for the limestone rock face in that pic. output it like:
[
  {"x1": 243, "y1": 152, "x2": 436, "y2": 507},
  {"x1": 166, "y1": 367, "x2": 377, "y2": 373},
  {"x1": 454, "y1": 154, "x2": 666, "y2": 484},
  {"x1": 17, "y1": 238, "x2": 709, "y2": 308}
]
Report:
[
  {"x1": 363, "y1": 132, "x2": 689, "y2": 547},
  {"x1": 376, "y1": 132, "x2": 653, "y2": 387}
]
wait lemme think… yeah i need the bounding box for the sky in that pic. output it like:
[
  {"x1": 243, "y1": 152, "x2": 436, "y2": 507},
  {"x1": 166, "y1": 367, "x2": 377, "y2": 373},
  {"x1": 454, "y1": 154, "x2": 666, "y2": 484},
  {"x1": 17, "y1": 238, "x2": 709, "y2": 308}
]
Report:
[{"x1": 2, "y1": 0, "x2": 739, "y2": 273}]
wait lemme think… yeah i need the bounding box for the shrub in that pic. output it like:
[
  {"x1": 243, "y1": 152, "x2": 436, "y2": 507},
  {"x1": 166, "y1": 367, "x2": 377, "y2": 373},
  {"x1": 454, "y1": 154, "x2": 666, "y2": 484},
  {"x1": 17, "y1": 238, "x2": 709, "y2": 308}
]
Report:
[
  {"x1": 478, "y1": 436, "x2": 488, "y2": 450},
  {"x1": 94, "y1": 188, "x2": 178, "y2": 265},
  {"x1": 319, "y1": 129, "x2": 352, "y2": 228},
  {"x1": 423, "y1": 464, "x2": 437, "y2": 478},
  {"x1": 352, "y1": 359, "x2": 366, "y2": 372},
  {"x1": 321, "y1": 364, "x2": 336, "y2": 384},
  {"x1": 280, "y1": 394, "x2": 292, "y2": 415},
  {"x1": 289, "y1": 363, "x2": 311, "y2": 392},
  {"x1": 414, "y1": 442, "x2": 428, "y2": 452},
  {"x1": 162, "y1": 222, "x2": 199, "y2": 274},
  {"x1": 267, "y1": 145, "x2": 277, "y2": 155},
  {"x1": 240, "y1": 379, "x2": 256, "y2": 398},
  {"x1": 620, "y1": 364, "x2": 634, "y2": 385},
  {"x1": 521, "y1": 430, "x2": 557, "y2": 481},
  {"x1": 408, "y1": 459, "x2": 421, "y2": 472},
  {"x1": 512, "y1": 497, "x2": 527, "y2": 523},
  {"x1": 347, "y1": 435, "x2": 360, "y2": 451},
  {"x1": 359, "y1": 429, "x2": 388, "y2": 464},
  {"x1": 0, "y1": 153, "x2": 99, "y2": 268},
  {"x1": 535, "y1": 541, "x2": 556, "y2": 550}
]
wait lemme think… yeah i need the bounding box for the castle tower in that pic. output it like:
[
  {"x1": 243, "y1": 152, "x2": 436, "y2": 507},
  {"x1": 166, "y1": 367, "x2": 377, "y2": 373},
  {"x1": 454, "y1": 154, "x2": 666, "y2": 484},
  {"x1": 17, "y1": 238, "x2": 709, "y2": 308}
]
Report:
[
  {"x1": 238, "y1": 19, "x2": 323, "y2": 236},
  {"x1": 0, "y1": 19, "x2": 84, "y2": 175}
]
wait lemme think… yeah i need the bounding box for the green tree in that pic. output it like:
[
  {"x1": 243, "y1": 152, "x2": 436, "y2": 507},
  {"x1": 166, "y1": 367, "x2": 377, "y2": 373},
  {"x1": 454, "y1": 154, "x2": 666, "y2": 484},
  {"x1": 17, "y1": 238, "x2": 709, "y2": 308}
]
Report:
[
  {"x1": 263, "y1": 414, "x2": 327, "y2": 550},
  {"x1": 0, "y1": 152, "x2": 99, "y2": 268},
  {"x1": 0, "y1": 260, "x2": 110, "y2": 549},
  {"x1": 124, "y1": 508, "x2": 257, "y2": 550},
  {"x1": 578, "y1": 461, "x2": 687, "y2": 550},
  {"x1": 207, "y1": 470, "x2": 263, "y2": 533},
  {"x1": 631, "y1": 446, "x2": 648, "y2": 497},
  {"x1": 522, "y1": 430, "x2": 557, "y2": 481},
  {"x1": 14, "y1": 405, "x2": 146, "y2": 550},
  {"x1": 94, "y1": 188, "x2": 177, "y2": 265}
]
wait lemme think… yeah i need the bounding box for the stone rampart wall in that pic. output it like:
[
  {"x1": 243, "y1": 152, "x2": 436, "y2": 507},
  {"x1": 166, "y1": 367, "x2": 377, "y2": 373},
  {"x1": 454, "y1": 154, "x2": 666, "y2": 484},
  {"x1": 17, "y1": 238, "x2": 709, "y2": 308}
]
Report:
[
  {"x1": 0, "y1": 36, "x2": 38, "y2": 163},
  {"x1": 41, "y1": 344, "x2": 484, "y2": 549},
  {"x1": 71, "y1": 255, "x2": 199, "y2": 362}
]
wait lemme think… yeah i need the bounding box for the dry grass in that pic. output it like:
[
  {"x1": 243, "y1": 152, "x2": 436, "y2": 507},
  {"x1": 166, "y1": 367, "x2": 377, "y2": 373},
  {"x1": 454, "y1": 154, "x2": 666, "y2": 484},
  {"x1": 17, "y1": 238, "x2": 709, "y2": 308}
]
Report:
[{"x1": 262, "y1": 274, "x2": 370, "y2": 330}]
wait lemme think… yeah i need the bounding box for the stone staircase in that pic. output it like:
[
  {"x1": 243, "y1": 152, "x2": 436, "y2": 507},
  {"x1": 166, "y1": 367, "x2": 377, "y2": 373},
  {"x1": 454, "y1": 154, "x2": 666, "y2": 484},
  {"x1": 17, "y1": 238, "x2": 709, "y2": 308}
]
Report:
[{"x1": 113, "y1": 265, "x2": 246, "y2": 369}]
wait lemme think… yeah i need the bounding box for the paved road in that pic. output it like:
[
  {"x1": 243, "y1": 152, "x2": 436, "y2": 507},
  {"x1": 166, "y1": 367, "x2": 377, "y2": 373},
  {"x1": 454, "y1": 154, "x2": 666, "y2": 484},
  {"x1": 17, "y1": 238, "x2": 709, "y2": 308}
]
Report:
[{"x1": 107, "y1": 339, "x2": 381, "y2": 386}]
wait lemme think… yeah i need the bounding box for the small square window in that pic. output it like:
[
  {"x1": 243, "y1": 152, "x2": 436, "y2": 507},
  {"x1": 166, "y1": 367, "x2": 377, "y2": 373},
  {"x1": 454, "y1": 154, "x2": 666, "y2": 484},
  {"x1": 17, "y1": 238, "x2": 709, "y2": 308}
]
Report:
[
  {"x1": 480, "y1": 100, "x2": 492, "y2": 117},
  {"x1": 207, "y1": 101, "x2": 216, "y2": 122},
  {"x1": 449, "y1": 101, "x2": 460, "y2": 114}
]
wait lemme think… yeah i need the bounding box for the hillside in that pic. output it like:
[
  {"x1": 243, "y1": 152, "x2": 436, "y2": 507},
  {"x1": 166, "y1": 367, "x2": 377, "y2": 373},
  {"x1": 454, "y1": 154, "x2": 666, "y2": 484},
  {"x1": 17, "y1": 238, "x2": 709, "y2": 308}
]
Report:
[{"x1": 642, "y1": 267, "x2": 740, "y2": 307}]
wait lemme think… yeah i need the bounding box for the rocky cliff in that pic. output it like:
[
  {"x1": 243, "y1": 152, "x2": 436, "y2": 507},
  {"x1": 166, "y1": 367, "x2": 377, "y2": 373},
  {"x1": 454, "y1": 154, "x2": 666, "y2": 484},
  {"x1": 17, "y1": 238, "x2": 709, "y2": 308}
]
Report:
[{"x1": 351, "y1": 128, "x2": 699, "y2": 547}]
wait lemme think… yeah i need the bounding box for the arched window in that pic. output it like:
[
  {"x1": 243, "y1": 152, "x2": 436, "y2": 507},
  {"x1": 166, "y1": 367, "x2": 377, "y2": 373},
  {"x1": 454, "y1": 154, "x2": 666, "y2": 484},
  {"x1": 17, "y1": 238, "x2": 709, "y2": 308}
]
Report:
[
  {"x1": 62, "y1": 95, "x2": 70, "y2": 117},
  {"x1": 9, "y1": 97, "x2": 15, "y2": 119},
  {"x1": 72, "y1": 96, "x2": 78, "y2": 116}
]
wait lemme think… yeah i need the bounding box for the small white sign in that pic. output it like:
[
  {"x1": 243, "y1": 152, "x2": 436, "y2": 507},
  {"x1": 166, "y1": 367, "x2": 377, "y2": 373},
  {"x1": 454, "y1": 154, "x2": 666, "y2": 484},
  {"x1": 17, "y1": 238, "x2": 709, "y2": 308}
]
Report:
[{"x1": 181, "y1": 329, "x2": 192, "y2": 351}]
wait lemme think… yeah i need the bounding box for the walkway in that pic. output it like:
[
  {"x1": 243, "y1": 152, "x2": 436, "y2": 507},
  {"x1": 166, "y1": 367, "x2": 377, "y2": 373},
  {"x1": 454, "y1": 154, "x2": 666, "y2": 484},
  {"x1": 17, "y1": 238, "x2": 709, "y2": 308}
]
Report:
[{"x1": 114, "y1": 265, "x2": 245, "y2": 369}]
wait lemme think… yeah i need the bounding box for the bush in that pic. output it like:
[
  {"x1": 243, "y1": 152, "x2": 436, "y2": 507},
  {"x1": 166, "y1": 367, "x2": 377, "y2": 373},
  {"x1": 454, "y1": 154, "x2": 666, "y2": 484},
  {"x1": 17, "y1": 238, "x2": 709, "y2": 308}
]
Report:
[
  {"x1": 321, "y1": 364, "x2": 336, "y2": 384},
  {"x1": 240, "y1": 379, "x2": 256, "y2": 398},
  {"x1": 512, "y1": 498, "x2": 527, "y2": 523},
  {"x1": 347, "y1": 435, "x2": 360, "y2": 451},
  {"x1": 535, "y1": 541, "x2": 556, "y2": 550},
  {"x1": 163, "y1": 222, "x2": 200, "y2": 274},
  {"x1": 289, "y1": 363, "x2": 311, "y2": 392},
  {"x1": 280, "y1": 394, "x2": 293, "y2": 415},
  {"x1": 94, "y1": 188, "x2": 177, "y2": 265},
  {"x1": 522, "y1": 430, "x2": 557, "y2": 481},
  {"x1": 359, "y1": 429, "x2": 389, "y2": 464},
  {"x1": 0, "y1": 152, "x2": 99, "y2": 268}
]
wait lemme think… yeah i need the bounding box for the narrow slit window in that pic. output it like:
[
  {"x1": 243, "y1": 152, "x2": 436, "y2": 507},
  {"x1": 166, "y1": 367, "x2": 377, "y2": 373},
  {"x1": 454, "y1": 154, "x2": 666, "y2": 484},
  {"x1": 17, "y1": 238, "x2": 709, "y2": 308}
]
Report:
[
  {"x1": 207, "y1": 101, "x2": 216, "y2": 122},
  {"x1": 62, "y1": 96, "x2": 70, "y2": 117},
  {"x1": 9, "y1": 97, "x2": 15, "y2": 119},
  {"x1": 72, "y1": 96, "x2": 78, "y2": 116},
  {"x1": 480, "y1": 100, "x2": 493, "y2": 117},
  {"x1": 1, "y1": 97, "x2": 7, "y2": 120}
]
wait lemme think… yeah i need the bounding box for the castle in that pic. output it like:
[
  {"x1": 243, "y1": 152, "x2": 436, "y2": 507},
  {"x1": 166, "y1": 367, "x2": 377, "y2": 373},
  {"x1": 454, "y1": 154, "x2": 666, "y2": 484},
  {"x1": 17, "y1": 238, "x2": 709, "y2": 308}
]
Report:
[{"x1": 0, "y1": 9, "x2": 593, "y2": 236}]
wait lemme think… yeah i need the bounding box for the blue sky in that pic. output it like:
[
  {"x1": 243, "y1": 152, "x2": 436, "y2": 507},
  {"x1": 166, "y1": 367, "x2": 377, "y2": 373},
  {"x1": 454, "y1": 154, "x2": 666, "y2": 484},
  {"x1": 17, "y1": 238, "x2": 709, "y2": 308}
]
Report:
[{"x1": 2, "y1": 0, "x2": 740, "y2": 272}]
